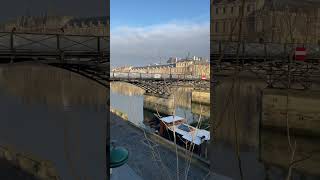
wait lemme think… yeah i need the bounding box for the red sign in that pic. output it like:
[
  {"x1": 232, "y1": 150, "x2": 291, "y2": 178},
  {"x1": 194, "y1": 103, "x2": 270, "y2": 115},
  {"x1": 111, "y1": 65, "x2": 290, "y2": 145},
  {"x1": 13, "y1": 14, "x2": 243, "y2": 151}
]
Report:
[
  {"x1": 295, "y1": 47, "x2": 306, "y2": 61},
  {"x1": 201, "y1": 75, "x2": 206, "y2": 80}
]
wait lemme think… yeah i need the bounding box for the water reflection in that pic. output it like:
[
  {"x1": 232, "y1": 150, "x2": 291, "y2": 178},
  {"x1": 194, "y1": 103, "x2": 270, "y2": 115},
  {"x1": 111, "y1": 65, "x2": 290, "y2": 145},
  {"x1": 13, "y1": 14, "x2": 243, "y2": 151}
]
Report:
[
  {"x1": 0, "y1": 63, "x2": 107, "y2": 111},
  {"x1": 0, "y1": 63, "x2": 107, "y2": 180}
]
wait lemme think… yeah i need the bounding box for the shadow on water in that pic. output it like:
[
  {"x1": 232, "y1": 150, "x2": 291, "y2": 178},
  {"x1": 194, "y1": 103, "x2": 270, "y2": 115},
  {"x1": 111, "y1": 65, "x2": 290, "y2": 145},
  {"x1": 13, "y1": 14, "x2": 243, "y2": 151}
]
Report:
[{"x1": 0, "y1": 63, "x2": 107, "y2": 179}]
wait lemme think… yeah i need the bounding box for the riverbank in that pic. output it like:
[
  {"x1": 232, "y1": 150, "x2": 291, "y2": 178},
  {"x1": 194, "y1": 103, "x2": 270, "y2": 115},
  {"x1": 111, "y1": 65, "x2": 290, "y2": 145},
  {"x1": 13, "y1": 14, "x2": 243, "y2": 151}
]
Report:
[
  {"x1": 110, "y1": 112, "x2": 231, "y2": 180},
  {"x1": 110, "y1": 108, "x2": 128, "y2": 120}
]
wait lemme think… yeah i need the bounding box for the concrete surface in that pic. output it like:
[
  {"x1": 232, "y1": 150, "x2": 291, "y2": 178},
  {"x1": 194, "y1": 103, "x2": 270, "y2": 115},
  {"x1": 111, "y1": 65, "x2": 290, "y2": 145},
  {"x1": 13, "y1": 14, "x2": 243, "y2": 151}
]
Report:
[
  {"x1": 111, "y1": 164, "x2": 143, "y2": 180},
  {"x1": 110, "y1": 113, "x2": 232, "y2": 180}
]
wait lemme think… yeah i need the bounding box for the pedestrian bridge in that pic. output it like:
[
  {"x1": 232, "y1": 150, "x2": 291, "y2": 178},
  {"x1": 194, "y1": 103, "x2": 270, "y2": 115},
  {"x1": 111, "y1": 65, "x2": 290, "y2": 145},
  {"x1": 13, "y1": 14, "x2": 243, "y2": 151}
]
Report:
[
  {"x1": 110, "y1": 72, "x2": 210, "y2": 81},
  {"x1": 0, "y1": 31, "x2": 110, "y2": 87},
  {"x1": 111, "y1": 72, "x2": 210, "y2": 96}
]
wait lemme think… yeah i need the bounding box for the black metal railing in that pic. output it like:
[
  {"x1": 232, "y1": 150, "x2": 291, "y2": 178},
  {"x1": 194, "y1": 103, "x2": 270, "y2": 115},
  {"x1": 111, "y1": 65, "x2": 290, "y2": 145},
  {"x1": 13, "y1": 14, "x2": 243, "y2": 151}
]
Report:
[
  {"x1": 0, "y1": 31, "x2": 109, "y2": 63},
  {"x1": 211, "y1": 40, "x2": 320, "y2": 63}
]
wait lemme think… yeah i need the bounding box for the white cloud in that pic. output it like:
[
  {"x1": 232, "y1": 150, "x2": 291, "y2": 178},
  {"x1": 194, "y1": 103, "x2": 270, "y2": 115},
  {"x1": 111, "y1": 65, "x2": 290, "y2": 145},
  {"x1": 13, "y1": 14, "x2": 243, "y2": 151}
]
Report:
[{"x1": 111, "y1": 21, "x2": 209, "y2": 67}]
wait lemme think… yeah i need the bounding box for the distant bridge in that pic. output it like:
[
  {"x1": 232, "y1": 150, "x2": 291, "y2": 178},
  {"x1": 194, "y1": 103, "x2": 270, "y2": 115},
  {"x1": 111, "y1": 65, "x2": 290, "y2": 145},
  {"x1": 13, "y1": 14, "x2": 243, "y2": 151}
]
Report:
[
  {"x1": 111, "y1": 72, "x2": 210, "y2": 96},
  {"x1": 0, "y1": 31, "x2": 110, "y2": 87}
]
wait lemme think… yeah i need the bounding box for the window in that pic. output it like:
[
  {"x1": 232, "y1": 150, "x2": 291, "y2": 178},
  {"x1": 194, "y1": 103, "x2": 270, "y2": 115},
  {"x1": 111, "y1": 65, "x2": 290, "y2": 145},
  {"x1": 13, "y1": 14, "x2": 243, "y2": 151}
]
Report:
[
  {"x1": 231, "y1": 7, "x2": 234, "y2": 14},
  {"x1": 223, "y1": 7, "x2": 226, "y2": 14}
]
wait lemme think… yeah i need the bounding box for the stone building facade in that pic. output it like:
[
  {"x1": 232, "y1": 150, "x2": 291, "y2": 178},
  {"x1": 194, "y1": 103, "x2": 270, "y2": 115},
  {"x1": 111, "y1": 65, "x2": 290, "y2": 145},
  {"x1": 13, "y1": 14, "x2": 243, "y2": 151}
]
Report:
[
  {"x1": 112, "y1": 66, "x2": 133, "y2": 73},
  {"x1": 115, "y1": 57, "x2": 210, "y2": 77},
  {"x1": 0, "y1": 16, "x2": 109, "y2": 36},
  {"x1": 212, "y1": 0, "x2": 320, "y2": 43}
]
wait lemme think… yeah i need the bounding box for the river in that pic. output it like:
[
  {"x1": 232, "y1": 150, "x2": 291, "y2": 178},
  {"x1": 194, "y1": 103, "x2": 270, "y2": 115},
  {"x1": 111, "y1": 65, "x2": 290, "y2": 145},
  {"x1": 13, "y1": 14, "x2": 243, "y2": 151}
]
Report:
[
  {"x1": 110, "y1": 81, "x2": 211, "y2": 160},
  {"x1": 110, "y1": 81, "x2": 210, "y2": 129},
  {"x1": 0, "y1": 63, "x2": 107, "y2": 180}
]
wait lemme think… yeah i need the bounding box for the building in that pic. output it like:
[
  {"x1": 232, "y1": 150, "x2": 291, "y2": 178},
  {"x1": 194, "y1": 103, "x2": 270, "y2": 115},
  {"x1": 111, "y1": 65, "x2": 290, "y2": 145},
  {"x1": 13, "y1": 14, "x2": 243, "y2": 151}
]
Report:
[
  {"x1": 0, "y1": 15, "x2": 109, "y2": 36},
  {"x1": 212, "y1": 0, "x2": 320, "y2": 43},
  {"x1": 112, "y1": 66, "x2": 132, "y2": 72},
  {"x1": 190, "y1": 61, "x2": 210, "y2": 77},
  {"x1": 125, "y1": 56, "x2": 210, "y2": 77}
]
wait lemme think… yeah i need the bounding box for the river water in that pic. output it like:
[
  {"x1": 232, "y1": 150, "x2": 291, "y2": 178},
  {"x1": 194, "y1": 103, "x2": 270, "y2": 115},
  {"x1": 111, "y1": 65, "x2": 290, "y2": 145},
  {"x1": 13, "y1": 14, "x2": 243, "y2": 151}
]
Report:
[
  {"x1": 110, "y1": 81, "x2": 211, "y2": 161},
  {"x1": 110, "y1": 81, "x2": 210, "y2": 130},
  {"x1": 0, "y1": 63, "x2": 107, "y2": 180}
]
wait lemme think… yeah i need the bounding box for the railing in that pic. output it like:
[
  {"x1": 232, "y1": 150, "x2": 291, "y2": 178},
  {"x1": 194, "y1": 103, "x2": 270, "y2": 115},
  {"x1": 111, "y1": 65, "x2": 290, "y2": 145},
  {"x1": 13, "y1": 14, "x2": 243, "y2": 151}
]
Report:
[
  {"x1": 0, "y1": 31, "x2": 109, "y2": 62},
  {"x1": 211, "y1": 40, "x2": 320, "y2": 62},
  {"x1": 110, "y1": 72, "x2": 210, "y2": 81}
]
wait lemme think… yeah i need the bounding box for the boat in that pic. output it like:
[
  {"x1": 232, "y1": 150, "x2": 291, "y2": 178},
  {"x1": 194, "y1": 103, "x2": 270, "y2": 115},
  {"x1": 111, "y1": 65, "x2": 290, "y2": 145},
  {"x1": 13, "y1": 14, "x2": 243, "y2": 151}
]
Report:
[{"x1": 155, "y1": 114, "x2": 210, "y2": 146}]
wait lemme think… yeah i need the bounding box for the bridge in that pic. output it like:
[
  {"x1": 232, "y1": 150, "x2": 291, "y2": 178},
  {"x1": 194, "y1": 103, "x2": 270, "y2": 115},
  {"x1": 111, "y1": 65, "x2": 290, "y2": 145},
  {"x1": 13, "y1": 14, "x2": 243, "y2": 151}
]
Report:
[
  {"x1": 211, "y1": 40, "x2": 320, "y2": 90},
  {"x1": 110, "y1": 72, "x2": 210, "y2": 97},
  {"x1": 0, "y1": 31, "x2": 110, "y2": 87}
]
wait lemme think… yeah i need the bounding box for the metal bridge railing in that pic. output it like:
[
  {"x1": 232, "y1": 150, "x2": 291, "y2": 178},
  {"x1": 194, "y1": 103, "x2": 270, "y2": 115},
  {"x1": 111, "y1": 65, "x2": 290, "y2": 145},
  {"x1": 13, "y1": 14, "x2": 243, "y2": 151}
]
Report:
[{"x1": 0, "y1": 31, "x2": 109, "y2": 62}]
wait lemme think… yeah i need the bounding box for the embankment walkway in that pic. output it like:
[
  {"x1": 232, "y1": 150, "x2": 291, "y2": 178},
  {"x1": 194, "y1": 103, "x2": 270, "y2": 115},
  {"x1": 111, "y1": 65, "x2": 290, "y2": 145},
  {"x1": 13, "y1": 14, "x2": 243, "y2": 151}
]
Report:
[{"x1": 110, "y1": 113, "x2": 231, "y2": 180}]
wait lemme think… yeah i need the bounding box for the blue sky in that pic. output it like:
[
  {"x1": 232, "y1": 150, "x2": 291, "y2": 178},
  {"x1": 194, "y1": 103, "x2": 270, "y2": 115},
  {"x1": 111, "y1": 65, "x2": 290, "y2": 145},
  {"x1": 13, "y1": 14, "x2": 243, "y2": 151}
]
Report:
[
  {"x1": 111, "y1": 0, "x2": 209, "y2": 28},
  {"x1": 111, "y1": 0, "x2": 210, "y2": 67}
]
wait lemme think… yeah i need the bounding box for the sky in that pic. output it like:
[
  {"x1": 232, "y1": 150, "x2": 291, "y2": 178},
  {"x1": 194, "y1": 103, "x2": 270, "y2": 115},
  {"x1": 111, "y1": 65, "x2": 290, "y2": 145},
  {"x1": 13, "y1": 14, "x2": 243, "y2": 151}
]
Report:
[{"x1": 111, "y1": 0, "x2": 210, "y2": 67}]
